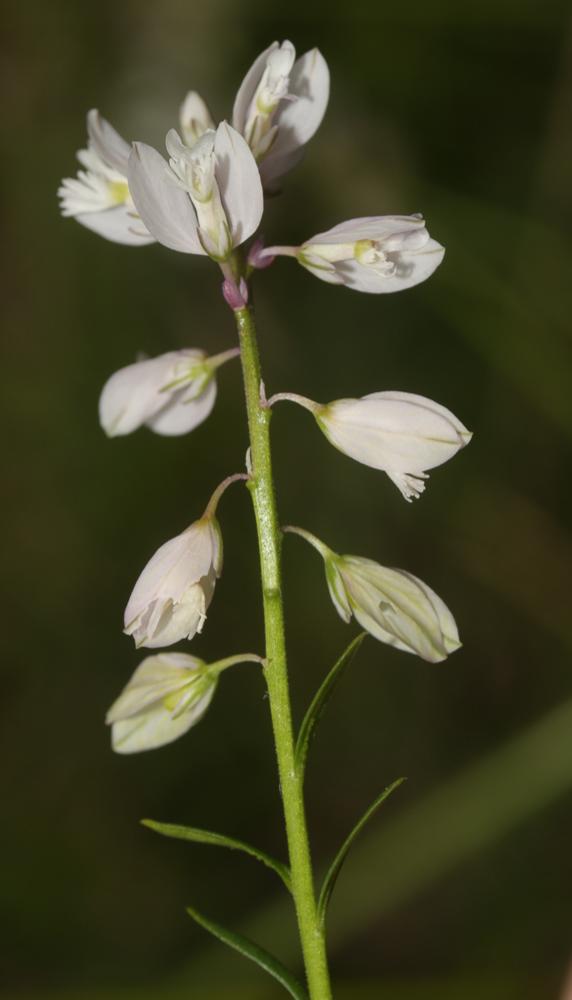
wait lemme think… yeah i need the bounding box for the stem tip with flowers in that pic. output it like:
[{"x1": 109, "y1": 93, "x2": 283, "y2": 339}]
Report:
[{"x1": 60, "y1": 37, "x2": 471, "y2": 1000}]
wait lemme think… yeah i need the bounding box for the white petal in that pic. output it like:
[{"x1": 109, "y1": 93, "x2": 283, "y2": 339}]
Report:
[
  {"x1": 75, "y1": 204, "x2": 155, "y2": 246},
  {"x1": 106, "y1": 652, "x2": 203, "y2": 721},
  {"x1": 146, "y1": 377, "x2": 217, "y2": 436},
  {"x1": 180, "y1": 91, "x2": 215, "y2": 144},
  {"x1": 214, "y1": 122, "x2": 264, "y2": 246},
  {"x1": 336, "y1": 239, "x2": 445, "y2": 293},
  {"x1": 111, "y1": 686, "x2": 215, "y2": 753},
  {"x1": 87, "y1": 109, "x2": 131, "y2": 174},
  {"x1": 260, "y1": 48, "x2": 329, "y2": 186},
  {"x1": 141, "y1": 581, "x2": 209, "y2": 648},
  {"x1": 124, "y1": 522, "x2": 216, "y2": 629},
  {"x1": 232, "y1": 42, "x2": 280, "y2": 133},
  {"x1": 342, "y1": 558, "x2": 459, "y2": 662},
  {"x1": 128, "y1": 143, "x2": 204, "y2": 253},
  {"x1": 99, "y1": 352, "x2": 193, "y2": 436},
  {"x1": 320, "y1": 393, "x2": 470, "y2": 475},
  {"x1": 308, "y1": 215, "x2": 427, "y2": 245}
]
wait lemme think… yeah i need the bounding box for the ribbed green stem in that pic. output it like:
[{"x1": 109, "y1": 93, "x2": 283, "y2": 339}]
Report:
[{"x1": 234, "y1": 303, "x2": 333, "y2": 1000}]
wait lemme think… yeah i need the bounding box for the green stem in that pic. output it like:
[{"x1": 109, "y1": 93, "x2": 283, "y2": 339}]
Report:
[{"x1": 234, "y1": 303, "x2": 333, "y2": 1000}]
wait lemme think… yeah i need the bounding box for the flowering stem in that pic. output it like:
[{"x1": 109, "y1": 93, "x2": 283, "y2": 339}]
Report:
[{"x1": 234, "y1": 302, "x2": 333, "y2": 999}]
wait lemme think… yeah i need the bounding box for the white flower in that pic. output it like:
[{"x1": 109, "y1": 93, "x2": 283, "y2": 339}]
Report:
[
  {"x1": 106, "y1": 652, "x2": 218, "y2": 753},
  {"x1": 232, "y1": 40, "x2": 330, "y2": 190},
  {"x1": 124, "y1": 516, "x2": 222, "y2": 648},
  {"x1": 127, "y1": 121, "x2": 263, "y2": 259},
  {"x1": 270, "y1": 390, "x2": 471, "y2": 500},
  {"x1": 98, "y1": 347, "x2": 238, "y2": 437},
  {"x1": 58, "y1": 109, "x2": 155, "y2": 246},
  {"x1": 286, "y1": 527, "x2": 461, "y2": 663},
  {"x1": 265, "y1": 215, "x2": 444, "y2": 292},
  {"x1": 179, "y1": 91, "x2": 215, "y2": 146}
]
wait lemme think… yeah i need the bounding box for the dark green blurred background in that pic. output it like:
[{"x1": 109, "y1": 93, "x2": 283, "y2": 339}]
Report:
[{"x1": 3, "y1": 1, "x2": 572, "y2": 998}]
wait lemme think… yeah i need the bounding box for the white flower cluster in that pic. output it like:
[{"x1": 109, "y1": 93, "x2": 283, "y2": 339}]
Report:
[{"x1": 59, "y1": 41, "x2": 471, "y2": 754}]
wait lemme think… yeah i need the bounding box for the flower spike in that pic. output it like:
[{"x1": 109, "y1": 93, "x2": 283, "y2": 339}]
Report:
[{"x1": 285, "y1": 526, "x2": 461, "y2": 663}]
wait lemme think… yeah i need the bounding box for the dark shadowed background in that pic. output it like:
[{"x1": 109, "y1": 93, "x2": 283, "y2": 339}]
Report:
[{"x1": 3, "y1": 1, "x2": 572, "y2": 998}]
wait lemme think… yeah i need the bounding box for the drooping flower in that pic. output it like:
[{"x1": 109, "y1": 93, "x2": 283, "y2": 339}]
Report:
[
  {"x1": 232, "y1": 40, "x2": 330, "y2": 190},
  {"x1": 98, "y1": 347, "x2": 238, "y2": 437},
  {"x1": 285, "y1": 527, "x2": 461, "y2": 663},
  {"x1": 106, "y1": 652, "x2": 218, "y2": 753},
  {"x1": 127, "y1": 121, "x2": 264, "y2": 259},
  {"x1": 106, "y1": 650, "x2": 262, "y2": 753},
  {"x1": 123, "y1": 474, "x2": 247, "y2": 648},
  {"x1": 124, "y1": 515, "x2": 222, "y2": 649},
  {"x1": 264, "y1": 215, "x2": 445, "y2": 292},
  {"x1": 58, "y1": 109, "x2": 155, "y2": 246},
  {"x1": 269, "y1": 389, "x2": 471, "y2": 500}
]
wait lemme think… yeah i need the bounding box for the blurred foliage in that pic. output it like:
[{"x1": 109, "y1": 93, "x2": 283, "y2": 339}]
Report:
[{"x1": 2, "y1": 0, "x2": 572, "y2": 998}]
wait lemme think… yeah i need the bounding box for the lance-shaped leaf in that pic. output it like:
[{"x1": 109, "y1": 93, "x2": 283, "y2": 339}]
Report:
[
  {"x1": 186, "y1": 904, "x2": 308, "y2": 1000},
  {"x1": 317, "y1": 777, "x2": 406, "y2": 929},
  {"x1": 295, "y1": 633, "x2": 367, "y2": 781},
  {"x1": 142, "y1": 818, "x2": 291, "y2": 891}
]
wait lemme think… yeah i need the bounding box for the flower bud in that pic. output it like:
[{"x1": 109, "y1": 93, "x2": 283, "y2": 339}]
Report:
[
  {"x1": 179, "y1": 91, "x2": 215, "y2": 146},
  {"x1": 99, "y1": 348, "x2": 236, "y2": 437},
  {"x1": 316, "y1": 391, "x2": 471, "y2": 500},
  {"x1": 106, "y1": 652, "x2": 218, "y2": 753},
  {"x1": 124, "y1": 515, "x2": 222, "y2": 648},
  {"x1": 285, "y1": 526, "x2": 461, "y2": 663}
]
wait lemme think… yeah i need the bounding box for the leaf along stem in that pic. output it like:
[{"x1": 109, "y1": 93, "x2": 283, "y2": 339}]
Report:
[
  {"x1": 141, "y1": 818, "x2": 292, "y2": 891},
  {"x1": 317, "y1": 777, "x2": 406, "y2": 931}
]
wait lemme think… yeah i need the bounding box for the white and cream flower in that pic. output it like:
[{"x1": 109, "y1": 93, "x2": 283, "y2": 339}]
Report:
[
  {"x1": 98, "y1": 347, "x2": 238, "y2": 437},
  {"x1": 124, "y1": 515, "x2": 222, "y2": 649},
  {"x1": 232, "y1": 40, "x2": 330, "y2": 189},
  {"x1": 286, "y1": 527, "x2": 461, "y2": 663},
  {"x1": 264, "y1": 215, "x2": 444, "y2": 293},
  {"x1": 269, "y1": 389, "x2": 471, "y2": 501},
  {"x1": 58, "y1": 109, "x2": 154, "y2": 246},
  {"x1": 127, "y1": 121, "x2": 263, "y2": 260}
]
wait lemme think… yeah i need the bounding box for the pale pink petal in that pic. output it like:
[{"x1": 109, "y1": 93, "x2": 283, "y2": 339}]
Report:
[
  {"x1": 214, "y1": 122, "x2": 264, "y2": 246},
  {"x1": 128, "y1": 143, "x2": 204, "y2": 254},
  {"x1": 308, "y1": 215, "x2": 427, "y2": 245},
  {"x1": 76, "y1": 204, "x2": 155, "y2": 246},
  {"x1": 87, "y1": 109, "x2": 131, "y2": 174},
  {"x1": 261, "y1": 48, "x2": 329, "y2": 187},
  {"x1": 336, "y1": 239, "x2": 444, "y2": 293},
  {"x1": 232, "y1": 42, "x2": 279, "y2": 133},
  {"x1": 146, "y1": 378, "x2": 217, "y2": 436}
]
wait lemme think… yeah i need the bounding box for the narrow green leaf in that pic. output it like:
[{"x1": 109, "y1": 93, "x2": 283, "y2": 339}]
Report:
[
  {"x1": 295, "y1": 632, "x2": 367, "y2": 780},
  {"x1": 142, "y1": 819, "x2": 291, "y2": 891},
  {"x1": 317, "y1": 777, "x2": 406, "y2": 929},
  {"x1": 186, "y1": 904, "x2": 308, "y2": 1000}
]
